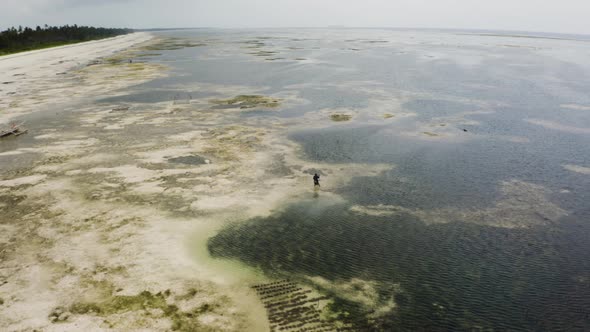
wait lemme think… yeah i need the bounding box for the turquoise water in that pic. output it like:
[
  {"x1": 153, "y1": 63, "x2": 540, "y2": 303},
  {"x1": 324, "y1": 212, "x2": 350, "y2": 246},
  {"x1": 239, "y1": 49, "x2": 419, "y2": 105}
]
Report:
[{"x1": 114, "y1": 28, "x2": 590, "y2": 330}]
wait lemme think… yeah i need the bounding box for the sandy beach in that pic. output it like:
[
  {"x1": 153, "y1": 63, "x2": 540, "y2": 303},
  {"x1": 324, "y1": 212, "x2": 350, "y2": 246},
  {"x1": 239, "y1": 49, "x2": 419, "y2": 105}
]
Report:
[{"x1": 0, "y1": 33, "x2": 154, "y2": 125}]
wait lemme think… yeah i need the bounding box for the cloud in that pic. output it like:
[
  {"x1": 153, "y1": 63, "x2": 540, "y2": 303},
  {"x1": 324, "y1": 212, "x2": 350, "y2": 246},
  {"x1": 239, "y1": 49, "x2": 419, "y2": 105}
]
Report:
[
  {"x1": 1, "y1": 0, "x2": 590, "y2": 34},
  {"x1": 2, "y1": 0, "x2": 135, "y2": 13},
  {"x1": 56, "y1": 0, "x2": 137, "y2": 8}
]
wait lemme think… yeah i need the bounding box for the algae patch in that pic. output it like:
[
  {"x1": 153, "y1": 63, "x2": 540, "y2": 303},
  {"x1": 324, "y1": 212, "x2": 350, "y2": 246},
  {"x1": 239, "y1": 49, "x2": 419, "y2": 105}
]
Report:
[
  {"x1": 140, "y1": 38, "x2": 206, "y2": 51},
  {"x1": 68, "y1": 289, "x2": 220, "y2": 331},
  {"x1": 168, "y1": 155, "x2": 209, "y2": 165},
  {"x1": 330, "y1": 114, "x2": 352, "y2": 122},
  {"x1": 69, "y1": 290, "x2": 170, "y2": 316},
  {"x1": 210, "y1": 95, "x2": 281, "y2": 109}
]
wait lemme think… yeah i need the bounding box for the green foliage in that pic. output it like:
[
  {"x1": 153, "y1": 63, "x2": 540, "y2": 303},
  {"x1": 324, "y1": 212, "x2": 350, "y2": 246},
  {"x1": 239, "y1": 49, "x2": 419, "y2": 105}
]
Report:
[{"x1": 0, "y1": 25, "x2": 132, "y2": 55}]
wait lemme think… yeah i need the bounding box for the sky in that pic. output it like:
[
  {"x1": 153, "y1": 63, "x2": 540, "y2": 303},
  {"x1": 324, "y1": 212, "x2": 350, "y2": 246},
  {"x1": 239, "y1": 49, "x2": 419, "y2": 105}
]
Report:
[{"x1": 2, "y1": 0, "x2": 590, "y2": 35}]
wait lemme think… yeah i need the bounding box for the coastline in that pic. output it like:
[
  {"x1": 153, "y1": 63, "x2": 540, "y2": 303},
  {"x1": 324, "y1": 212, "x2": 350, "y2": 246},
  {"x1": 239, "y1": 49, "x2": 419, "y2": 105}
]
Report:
[{"x1": 0, "y1": 32, "x2": 153, "y2": 125}]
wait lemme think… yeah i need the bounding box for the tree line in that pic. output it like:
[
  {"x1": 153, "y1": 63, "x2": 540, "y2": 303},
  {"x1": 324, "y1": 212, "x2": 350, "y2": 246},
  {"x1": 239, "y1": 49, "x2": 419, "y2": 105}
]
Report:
[{"x1": 0, "y1": 25, "x2": 133, "y2": 55}]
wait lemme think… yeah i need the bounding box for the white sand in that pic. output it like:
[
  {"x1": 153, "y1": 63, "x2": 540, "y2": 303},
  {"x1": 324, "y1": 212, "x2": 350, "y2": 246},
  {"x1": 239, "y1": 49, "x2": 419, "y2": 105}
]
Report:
[
  {"x1": 0, "y1": 32, "x2": 152, "y2": 124},
  {"x1": 563, "y1": 164, "x2": 590, "y2": 175},
  {"x1": 0, "y1": 174, "x2": 47, "y2": 187}
]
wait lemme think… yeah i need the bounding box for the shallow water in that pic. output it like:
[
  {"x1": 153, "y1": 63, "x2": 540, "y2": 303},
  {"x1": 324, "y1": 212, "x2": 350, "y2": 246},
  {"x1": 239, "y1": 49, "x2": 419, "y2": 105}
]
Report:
[
  {"x1": 209, "y1": 201, "x2": 590, "y2": 330},
  {"x1": 116, "y1": 28, "x2": 590, "y2": 331},
  {"x1": 39, "y1": 28, "x2": 590, "y2": 330}
]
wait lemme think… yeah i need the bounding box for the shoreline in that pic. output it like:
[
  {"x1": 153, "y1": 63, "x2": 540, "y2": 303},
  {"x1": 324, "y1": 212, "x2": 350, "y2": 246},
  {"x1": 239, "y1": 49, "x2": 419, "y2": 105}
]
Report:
[
  {"x1": 0, "y1": 32, "x2": 153, "y2": 125},
  {"x1": 0, "y1": 33, "x2": 140, "y2": 60}
]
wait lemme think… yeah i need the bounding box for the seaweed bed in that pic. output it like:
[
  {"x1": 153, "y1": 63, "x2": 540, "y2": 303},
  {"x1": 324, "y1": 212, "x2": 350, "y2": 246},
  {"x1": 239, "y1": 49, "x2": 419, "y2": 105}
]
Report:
[
  {"x1": 210, "y1": 95, "x2": 281, "y2": 109},
  {"x1": 250, "y1": 280, "x2": 348, "y2": 332},
  {"x1": 140, "y1": 38, "x2": 206, "y2": 51},
  {"x1": 330, "y1": 114, "x2": 352, "y2": 122},
  {"x1": 65, "y1": 288, "x2": 219, "y2": 331},
  {"x1": 208, "y1": 202, "x2": 590, "y2": 331}
]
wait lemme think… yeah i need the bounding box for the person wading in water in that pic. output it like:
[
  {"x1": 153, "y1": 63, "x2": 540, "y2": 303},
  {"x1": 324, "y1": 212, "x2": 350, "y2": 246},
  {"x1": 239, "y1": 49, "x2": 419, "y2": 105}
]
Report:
[{"x1": 313, "y1": 173, "x2": 320, "y2": 187}]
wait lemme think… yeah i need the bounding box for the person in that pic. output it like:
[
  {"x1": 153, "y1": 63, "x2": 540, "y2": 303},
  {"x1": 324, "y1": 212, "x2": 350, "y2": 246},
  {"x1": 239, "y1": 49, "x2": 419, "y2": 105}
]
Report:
[{"x1": 313, "y1": 173, "x2": 320, "y2": 187}]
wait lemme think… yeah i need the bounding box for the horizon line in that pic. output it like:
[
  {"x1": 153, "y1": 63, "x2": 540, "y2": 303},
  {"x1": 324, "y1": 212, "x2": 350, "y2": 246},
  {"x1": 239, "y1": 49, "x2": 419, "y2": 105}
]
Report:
[{"x1": 133, "y1": 26, "x2": 590, "y2": 38}]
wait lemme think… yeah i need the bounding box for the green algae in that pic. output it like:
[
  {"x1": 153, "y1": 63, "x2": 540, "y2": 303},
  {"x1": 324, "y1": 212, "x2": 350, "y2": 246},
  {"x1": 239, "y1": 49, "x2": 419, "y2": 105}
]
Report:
[
  {"x1": 422, "y1": 131, "x2": 439, "y2": 137},
  {"x1": 129, "y1": 63, "x2": 148, "y2": 71},
  {"x1": 210, "y1": 95, "x2": 281, "y2": 109},
  {"x1": 135, "y1": 53, "x2": 162, "y2": 57},
  {"x1": 68, "y1": 288, "x2": 215, "y2": 331},
  {"x1": 330, "y1": 114, "x2": 352, "y2": 122},
  {"x1": 140, "y1": 38, "x2": 206, "y2": 51},
  {"x1": 383, "y1": 113, "x2": 395, "y2": 119},
  {"x1": 69, "y1": 290, "x2": 164, "y2": 315}
]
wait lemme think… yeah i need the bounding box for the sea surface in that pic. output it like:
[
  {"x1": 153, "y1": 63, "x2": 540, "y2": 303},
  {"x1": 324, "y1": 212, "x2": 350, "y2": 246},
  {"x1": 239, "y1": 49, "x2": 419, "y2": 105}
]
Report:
[{"x1": 115, "y1": 29, "x2": 590, "y2": 330}]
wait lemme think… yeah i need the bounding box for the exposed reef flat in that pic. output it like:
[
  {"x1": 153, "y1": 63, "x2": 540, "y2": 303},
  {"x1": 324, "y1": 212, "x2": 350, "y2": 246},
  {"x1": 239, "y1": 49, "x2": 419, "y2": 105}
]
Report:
[
  {"x1": 0, "y1": 35, "x2": 390, "y2": 331},
  {"x1": 0, "y1": 35, "x2": 270, "y2": 331}
]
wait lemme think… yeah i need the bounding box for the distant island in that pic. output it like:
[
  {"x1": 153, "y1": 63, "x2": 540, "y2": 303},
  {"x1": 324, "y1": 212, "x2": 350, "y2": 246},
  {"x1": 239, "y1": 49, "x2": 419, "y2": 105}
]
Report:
[{"x1": 0, "y1": 25, "x2": 133, "y2": 56}]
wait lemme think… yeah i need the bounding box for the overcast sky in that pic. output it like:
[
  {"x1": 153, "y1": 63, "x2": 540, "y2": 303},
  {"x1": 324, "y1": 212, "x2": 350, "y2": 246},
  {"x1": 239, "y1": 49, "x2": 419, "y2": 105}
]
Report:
[{"x1": 2, "y1": 0, "x2": 589, "y2": 35}]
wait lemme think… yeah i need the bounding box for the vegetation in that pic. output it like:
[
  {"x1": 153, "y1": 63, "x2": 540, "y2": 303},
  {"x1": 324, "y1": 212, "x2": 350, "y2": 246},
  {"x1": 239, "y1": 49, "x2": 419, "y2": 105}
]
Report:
[
  {"x1": 0, "y1": 25, "x2": 133, "y2": 55},
  {"x1": 209, "y1": 201, "x2": 590, "y2": 331},
  {"x1": 67, "y1": 289, "x2": 217, "y2": 331},
  {"x1": 211, "y1": 95, "x2": 281, "y2": 109},
  {"x1": 139, "y1": 38, "x2": 206, "y2": 51},
  {"x1": 330, "y1": 113, "x2": 352, "y2": 122}
]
